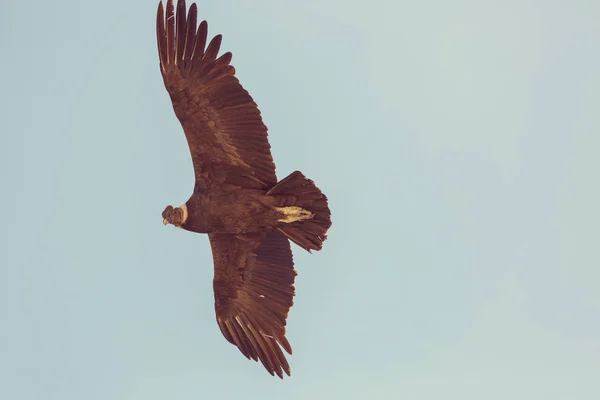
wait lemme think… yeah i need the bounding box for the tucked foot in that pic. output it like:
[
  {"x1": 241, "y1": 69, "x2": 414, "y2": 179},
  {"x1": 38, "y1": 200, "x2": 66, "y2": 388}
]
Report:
[{"x1": 276, "y1": 206, "x2": 314, "y2": 223}]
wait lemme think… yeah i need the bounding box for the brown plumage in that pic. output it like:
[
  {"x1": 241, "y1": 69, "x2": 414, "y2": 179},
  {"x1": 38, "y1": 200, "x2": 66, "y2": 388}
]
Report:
[{"x1": 156, "y1": 0, "x2": 332, "y2": 378}]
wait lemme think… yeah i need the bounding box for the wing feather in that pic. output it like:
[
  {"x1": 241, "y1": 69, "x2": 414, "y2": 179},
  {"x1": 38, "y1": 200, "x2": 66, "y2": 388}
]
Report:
[
  {"x1": 156, "y1": 3, "x2": 167, "y2": 72},
  {"x1": 175, "y1": 0, "x2": 187, "y2": 63},
  {"x1": 192, "y1": 20, "x2": 208, "y2": 62},
  {"x1": 165, "y1": 1, "x2": 175, "y2": 63},
  {"x1": 209, "y1": 230, "x2": 296, "y2": 378},
  {"x1": 202, "y1": 35, "x2": 222, "y2": 64},
  {"x1": 157, "y1": 0, "x2": 277, "y2": 192},
  {"x1": 183, "y1": 4, "x2": 197, "y2": 62}
]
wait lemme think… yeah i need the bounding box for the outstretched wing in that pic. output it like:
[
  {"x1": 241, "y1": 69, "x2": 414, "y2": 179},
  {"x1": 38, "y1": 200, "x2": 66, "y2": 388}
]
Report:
[
  {"x1": 156, "y1": 0, "x2": 277, "y2": 192},
  {"x1": 209, "y1": 230, "x2": 296, "y2": 378}
]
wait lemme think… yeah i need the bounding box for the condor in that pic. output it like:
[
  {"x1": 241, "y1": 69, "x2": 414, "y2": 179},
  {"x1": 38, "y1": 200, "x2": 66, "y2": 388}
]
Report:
[{"x1": 156, "y1": 0, "x2": 331, "y2": 378}]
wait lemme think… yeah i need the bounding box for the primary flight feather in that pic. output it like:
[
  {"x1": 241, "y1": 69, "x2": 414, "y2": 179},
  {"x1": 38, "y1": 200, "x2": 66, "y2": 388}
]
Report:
[{"x1": 155, "y1": 0, "x2": 332, "y2": 378}]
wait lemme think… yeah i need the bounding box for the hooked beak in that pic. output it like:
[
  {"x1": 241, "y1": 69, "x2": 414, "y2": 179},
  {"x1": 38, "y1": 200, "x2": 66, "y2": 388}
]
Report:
[{"x1": 163, "y1": 219, "x2": 168, "y2": 225}]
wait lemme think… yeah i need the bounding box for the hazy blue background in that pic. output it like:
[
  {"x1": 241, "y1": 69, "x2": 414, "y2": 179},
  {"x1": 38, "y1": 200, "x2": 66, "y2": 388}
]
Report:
[{"x1": 1, "y1": 0, "x2": 599, "y2": 399}]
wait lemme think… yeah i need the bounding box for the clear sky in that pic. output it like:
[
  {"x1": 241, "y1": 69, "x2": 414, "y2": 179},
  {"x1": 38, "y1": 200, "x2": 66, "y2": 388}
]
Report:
[{"x1": 1, "y1": 0, "x2": 599, "y2": 399}]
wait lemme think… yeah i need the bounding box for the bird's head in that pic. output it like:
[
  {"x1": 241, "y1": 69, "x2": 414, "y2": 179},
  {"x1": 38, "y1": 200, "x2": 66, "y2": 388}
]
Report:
[{"x1": 162, "y1": 204, "x2": 188, "y2": 227}]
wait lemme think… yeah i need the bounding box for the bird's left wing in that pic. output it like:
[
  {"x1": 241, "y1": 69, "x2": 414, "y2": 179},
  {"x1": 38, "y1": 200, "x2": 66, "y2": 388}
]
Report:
[
  {"x1": 209, "y1": 230, "x2": 296, "y2": 378},
  {"x1": 156, "y1": 0, "x2": 278, "y2": 192}
]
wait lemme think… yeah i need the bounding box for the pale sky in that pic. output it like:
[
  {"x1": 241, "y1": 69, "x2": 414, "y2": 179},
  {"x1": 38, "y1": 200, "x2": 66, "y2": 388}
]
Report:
[{"x1": 1, "y1": 0, "x2": 599, "y2": 399}]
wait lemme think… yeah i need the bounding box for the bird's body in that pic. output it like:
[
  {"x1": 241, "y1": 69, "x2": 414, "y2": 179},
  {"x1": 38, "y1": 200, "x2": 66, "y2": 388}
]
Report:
[
  {"x1": 156, "y1": 0, "x2": 331, "y2": 378},
  {"x1": 177, "y1": 189, "x2": 277, "y2": 234}
]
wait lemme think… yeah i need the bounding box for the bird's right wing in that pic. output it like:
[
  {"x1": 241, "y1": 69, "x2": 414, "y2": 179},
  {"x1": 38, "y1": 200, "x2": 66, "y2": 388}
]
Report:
[
  {"x1": 156, "y1": 0, "x2": 278, "y2": 192},
  {"x1": 208, "y1": 230, "x2": 296, "y2": 378}
]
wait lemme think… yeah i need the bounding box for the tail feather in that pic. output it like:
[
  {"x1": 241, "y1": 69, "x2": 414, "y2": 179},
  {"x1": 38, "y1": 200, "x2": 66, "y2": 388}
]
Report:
[{"x1": 268, "y1": 171, "x2": 332, "y2": 252}]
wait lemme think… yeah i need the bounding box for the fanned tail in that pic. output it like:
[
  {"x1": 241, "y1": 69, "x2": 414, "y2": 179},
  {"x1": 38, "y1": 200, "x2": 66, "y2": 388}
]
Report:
[{"x1": 268, "y1": 171, "x2": 331, "y2": 252}]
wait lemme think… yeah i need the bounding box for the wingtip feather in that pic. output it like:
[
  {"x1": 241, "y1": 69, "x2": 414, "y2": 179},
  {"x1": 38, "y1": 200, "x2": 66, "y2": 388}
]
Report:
[
  {"x1": 156, "y1": 1, "x2": 167, "y2": 72},
  {"x1": 175, "y1": 0, "x2": 187, "y2": 64},
  {"x1": 203, "y1": 34, "x2": 222, "y2": 62},
  {"x1": 192, "y1": 20, "x2": 208, "y2": 62},
  {"x1": 165, "y1": 0, "x2": 176, "y2": 65},
  {"x1": 183, "y1": 4, "x2": 198, "y2": 65}
]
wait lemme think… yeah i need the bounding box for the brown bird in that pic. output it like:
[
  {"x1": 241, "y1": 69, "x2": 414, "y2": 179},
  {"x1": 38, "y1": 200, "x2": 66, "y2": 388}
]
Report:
[{"x1": 156, "y1": 0, "x2": 331, "y2": 378}]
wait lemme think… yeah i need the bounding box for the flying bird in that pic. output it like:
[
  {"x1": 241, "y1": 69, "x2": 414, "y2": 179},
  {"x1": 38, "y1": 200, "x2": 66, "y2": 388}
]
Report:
[{"x1": 155, "y1": 0, "x2": 331, "y2": 378}]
